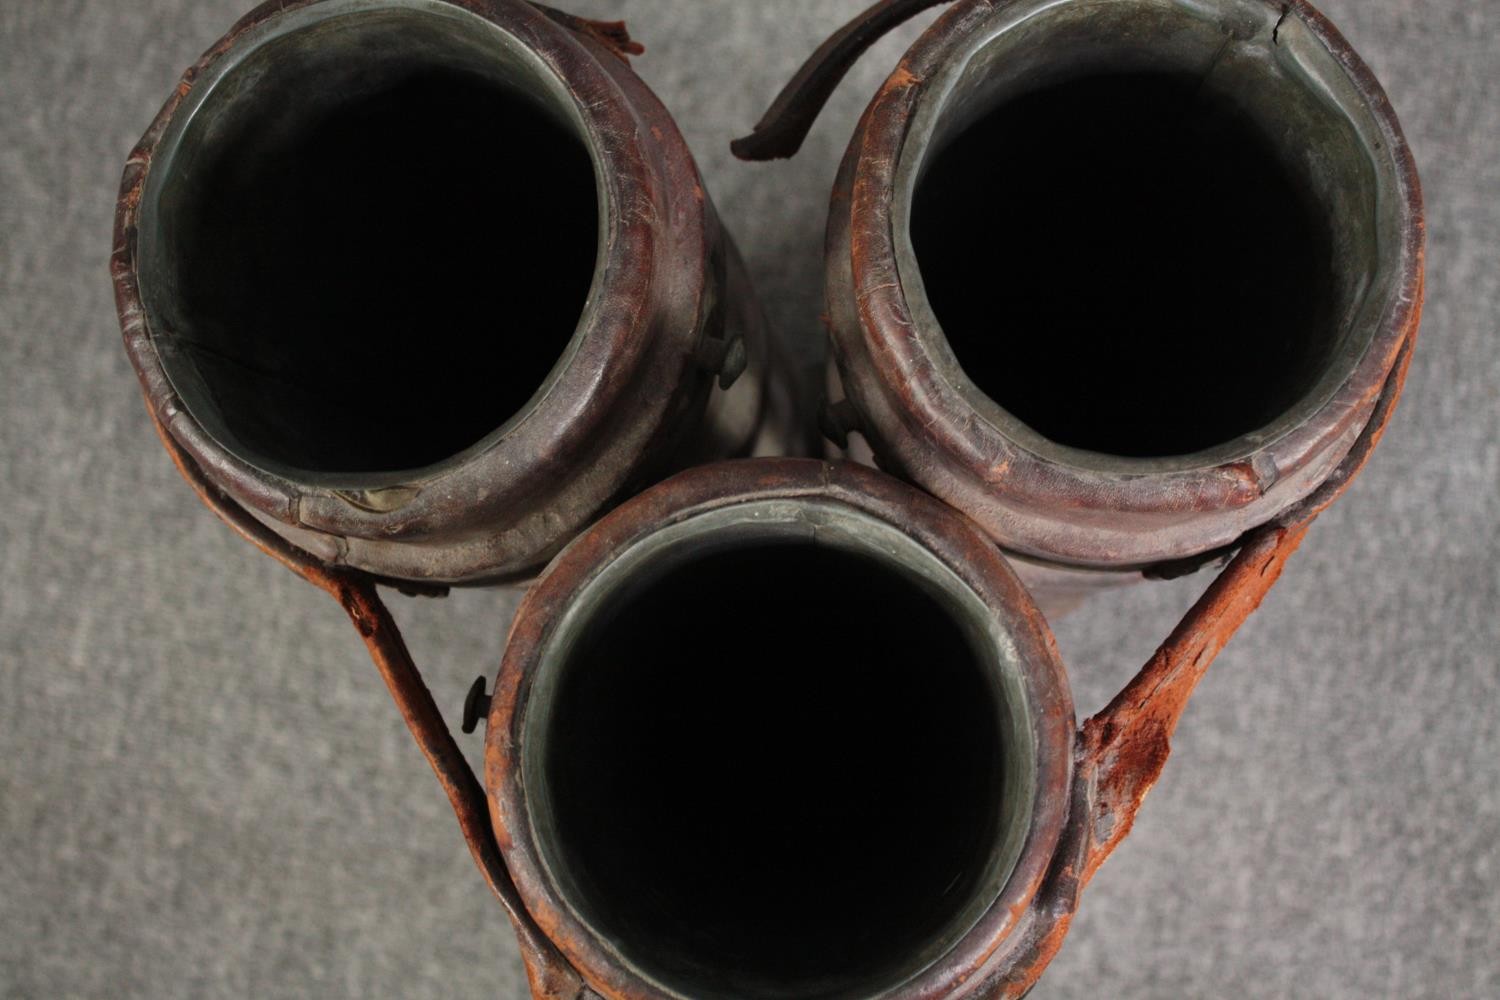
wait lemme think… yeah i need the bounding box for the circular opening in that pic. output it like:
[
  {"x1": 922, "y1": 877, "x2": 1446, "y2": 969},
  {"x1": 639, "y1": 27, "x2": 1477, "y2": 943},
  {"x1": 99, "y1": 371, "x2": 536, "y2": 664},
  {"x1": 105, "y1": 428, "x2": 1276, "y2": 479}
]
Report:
[
  {"x1": 140, "y1": 4, "x2": 600, "y2": 477},
  {"x1": 903, "y1": 2, "x2": 1388, "y2": 462},
  {"x1": 911, "y1": 72, "x2": 1335, "y2": 457},
  {"x1": 525, "y1": 513, "x2": 1027, "y2": 999}
]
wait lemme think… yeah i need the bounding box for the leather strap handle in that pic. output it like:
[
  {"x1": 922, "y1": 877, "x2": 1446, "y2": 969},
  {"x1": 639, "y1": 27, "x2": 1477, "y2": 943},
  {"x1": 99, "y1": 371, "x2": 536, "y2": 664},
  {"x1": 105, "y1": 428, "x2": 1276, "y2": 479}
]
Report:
[
  {"x1": 1078, "y1": 331, "x2": 1413, "y2": 884},
  {"x1": 140, "y1": 405, "x2": 590, "y2": 999},
  {"x1": 529, "y1": 3, "x2": 643, "y2": 62},
  {"x1": 731, "y1": 0, "x2": 960, "y2": 160},
  {"x1": 981, "y1": 328, "x2": 1416, "y2": 998}
]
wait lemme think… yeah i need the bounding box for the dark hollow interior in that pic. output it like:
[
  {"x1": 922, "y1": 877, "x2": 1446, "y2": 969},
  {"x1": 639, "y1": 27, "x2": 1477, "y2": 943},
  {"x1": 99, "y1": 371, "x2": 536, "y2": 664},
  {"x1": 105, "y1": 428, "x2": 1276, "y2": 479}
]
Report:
[
  {"x1": 910, "y1": 71, "x2": 1339, "y2": 458},
  {"x1": 165, "y1": 62, "x2": 598, "y2": 474},
  {"x1": 540, "y1": 543, "x2": 1005, "y2": 999}
]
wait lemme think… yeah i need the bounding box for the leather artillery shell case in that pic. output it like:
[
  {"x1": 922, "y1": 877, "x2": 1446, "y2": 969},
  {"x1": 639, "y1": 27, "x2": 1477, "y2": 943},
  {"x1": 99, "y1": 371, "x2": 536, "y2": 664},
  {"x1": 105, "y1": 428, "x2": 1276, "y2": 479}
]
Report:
[
  {"x1": 115, "y1": 0, "x2": 790, "y2": 585},
  {"x1": 781, "y1": 0, "x2": 1423, "y2": 596}
]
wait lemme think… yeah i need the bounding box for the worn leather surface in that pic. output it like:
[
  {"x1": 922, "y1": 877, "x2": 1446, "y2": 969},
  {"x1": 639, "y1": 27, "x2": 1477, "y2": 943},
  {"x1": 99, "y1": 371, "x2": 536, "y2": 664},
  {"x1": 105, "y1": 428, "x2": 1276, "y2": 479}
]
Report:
[{"x1": 1, "y1": 1, "x2": 1496, "y2": 997}]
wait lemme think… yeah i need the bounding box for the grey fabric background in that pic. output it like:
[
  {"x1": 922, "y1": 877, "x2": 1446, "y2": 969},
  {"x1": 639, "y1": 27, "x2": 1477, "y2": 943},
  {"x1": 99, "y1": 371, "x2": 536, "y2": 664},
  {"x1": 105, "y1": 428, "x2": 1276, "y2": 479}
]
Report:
[{"x1": 2, "y1": 1, "x2": 1496, "y2": 997}]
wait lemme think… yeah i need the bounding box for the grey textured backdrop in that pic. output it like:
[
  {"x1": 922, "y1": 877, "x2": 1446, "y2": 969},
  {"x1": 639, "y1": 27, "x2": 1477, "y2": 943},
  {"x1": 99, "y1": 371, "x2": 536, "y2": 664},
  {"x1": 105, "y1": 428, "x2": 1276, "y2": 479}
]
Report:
[{"x1": 2, "y1": 1, "x2": 1496, "y2": 997}]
